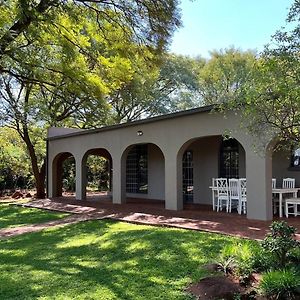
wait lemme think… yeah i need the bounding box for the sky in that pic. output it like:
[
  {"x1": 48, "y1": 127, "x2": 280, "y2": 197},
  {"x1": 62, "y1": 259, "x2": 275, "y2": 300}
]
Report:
[{"x1": 170, "y1": 0, "x2": 294, "y2": 58}]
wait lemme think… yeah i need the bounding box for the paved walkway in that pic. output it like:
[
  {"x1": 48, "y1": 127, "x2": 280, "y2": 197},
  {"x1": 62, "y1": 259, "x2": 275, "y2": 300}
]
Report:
[
  {"x1": 5, "y1": 197, "x2": 299, "y2": 241},
  {"x1": 0, "y1": 214, "x2": 96, "y2": 239}
]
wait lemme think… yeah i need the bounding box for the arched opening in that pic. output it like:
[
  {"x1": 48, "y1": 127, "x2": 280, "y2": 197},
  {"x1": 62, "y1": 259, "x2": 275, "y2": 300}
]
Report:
[
  {"x1": 52, "y1": 152, "x2": 76, "y2": 197},
  {"x1": 178, "y1": 135, "x2": 246, "y2": 209},
  {"x1": 121, "y1": 143, "x2": 165, "y2": 205},
  {"x1": 219, "y1": 138, "x2": 245, "y2": 179},
  {"x1": 271, "y1": 141, "x2": 300, "y2": 217},
  {"x1": 82, "y1": 148, "x2": 112, "y2": 200},
  {"x1": 272, "y1": 142, "x2": 300, "y2": 188}
]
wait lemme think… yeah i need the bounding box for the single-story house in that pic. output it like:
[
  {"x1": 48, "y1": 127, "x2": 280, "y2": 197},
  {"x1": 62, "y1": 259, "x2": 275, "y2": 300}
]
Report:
[{"x1": 47, "y1": 105, "x2": 300, "y2": 221}]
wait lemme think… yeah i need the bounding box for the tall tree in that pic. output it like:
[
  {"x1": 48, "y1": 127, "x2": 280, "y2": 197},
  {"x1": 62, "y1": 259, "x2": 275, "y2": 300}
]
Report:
[
  {"x1": 0, "y1": 0, "x2": 181, "y2": 198},
  {"x1": 223, "y1": 1, "x2": 300, "y2": 147},
  {"x1": 0, "y1": 0, "x2": 181, "y2": 68},
  {"x1": 108, "y1": 54, "x2": 204, "y2": 123},
  {"x1": 198, "y1": 47, "x2": 256, "y2": 105}
]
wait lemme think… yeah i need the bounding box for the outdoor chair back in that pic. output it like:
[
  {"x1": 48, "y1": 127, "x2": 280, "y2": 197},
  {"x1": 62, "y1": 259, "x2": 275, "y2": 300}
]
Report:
[
  {"x1": 282, "y1": 178, "x2": 295, "y2": 189},
  {"x1": 216, "y1": 178, "x2": 229, "y2": 212}
]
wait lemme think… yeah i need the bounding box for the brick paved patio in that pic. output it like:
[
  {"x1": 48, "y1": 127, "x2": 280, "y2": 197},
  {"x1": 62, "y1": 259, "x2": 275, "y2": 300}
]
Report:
[{"x1": 17, "y1": 194, "x2": 300, "y2": 241}]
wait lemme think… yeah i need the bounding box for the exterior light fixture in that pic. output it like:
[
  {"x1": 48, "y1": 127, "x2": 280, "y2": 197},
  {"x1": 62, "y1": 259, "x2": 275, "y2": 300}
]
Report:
[{"x1": 137, "y1": 130, "x2": 143, "y2": 136}]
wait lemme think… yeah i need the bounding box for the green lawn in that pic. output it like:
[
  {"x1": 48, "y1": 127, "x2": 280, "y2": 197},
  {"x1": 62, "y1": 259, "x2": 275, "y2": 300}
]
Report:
[
  {"x1": 0, "y1": 219, "x2": 253, "y2": 300},
  {"x1": 0, "y1": 204, "x2": 69, "y2": 229}
]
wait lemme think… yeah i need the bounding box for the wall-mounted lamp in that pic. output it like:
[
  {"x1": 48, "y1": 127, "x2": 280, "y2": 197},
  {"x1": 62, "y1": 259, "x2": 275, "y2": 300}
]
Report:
[{"x1": 137, "y1": 130, "x2": 143, "y2": 136}]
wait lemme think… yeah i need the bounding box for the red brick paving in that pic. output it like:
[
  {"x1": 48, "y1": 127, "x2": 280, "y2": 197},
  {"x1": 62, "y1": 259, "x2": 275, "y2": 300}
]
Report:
[
  {"x1": 0, "y1": 214, "x2": 96, "y2": 239},
  {"x1": 12, "y1": 195, "x2": 299, "y2": 241}
]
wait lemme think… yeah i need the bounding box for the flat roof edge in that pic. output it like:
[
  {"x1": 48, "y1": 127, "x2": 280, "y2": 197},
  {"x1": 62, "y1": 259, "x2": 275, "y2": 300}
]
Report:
[{"x1": 47, "y1": 104, "x2": 216, "y2": 141}]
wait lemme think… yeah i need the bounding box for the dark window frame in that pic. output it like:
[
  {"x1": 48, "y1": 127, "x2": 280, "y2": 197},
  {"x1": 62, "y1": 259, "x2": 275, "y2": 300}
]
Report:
[
  {"x1": 126, "y1": 144, "x2": 148, "y2": 193},
  {"x1": 182, "y1": 150, "x2": 193, "y2": 203},
  {"x1": 219, "y1": 138, "x2": 239, "y2": 178}
]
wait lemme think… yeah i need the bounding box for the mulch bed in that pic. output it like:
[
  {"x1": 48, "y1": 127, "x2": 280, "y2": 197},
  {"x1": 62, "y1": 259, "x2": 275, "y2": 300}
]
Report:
[
  {"x1": 186, "y1": 274, "x2": 271, "y2": 300},
  {"x1": 186, "y1": 264, "x2": 268, "y2": 300},
  {"x1": 187, "y1": 276, "x2": 242, "y2": 299}
]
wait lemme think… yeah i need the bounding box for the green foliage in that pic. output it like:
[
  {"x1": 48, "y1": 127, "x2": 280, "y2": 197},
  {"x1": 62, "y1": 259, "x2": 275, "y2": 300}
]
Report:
[
  {"x1": 60, "y1": 155, "x2": 110, "y2": 193},
  {"x1": 0, "y1": 127, "x2": 34, "y2": 192},
  {"x1": 0, "y1": 0, "x2": 181, "y2": 197},
  {"x1": 199, "y1": 47, "x2": 256, "y2": 105},
  {"x1": 261, "y1": 221, "x2": 299, "y2": 268},
  {"x1": 251, "y1": 246, "x2": 278, "y2": 273},
  {"x1": 222, "y1": 1, "x2": 300, "y2": 146},
  {"x1": 218, "y1": 241, "x2": 259, "y2": 278},
  {"x1": 86, "y1": 156, "x2": 110, "y2": 191},
  {"x1": 109, "y1": 53, "x2": 204, "y2": 123},
  {"x1": 156, "y1": 54, "x2": 204, "y2": 112},
  {"x1": 62, "y1": 157, "x2": 76, "y2": 192},
  {"x1": 0, "y1": 127, "x2": 30, "y2": 174},
  {"x1": 216, "y1": 227, "x2": 299, "y2": 281},
  {"x1": 259, "y1": 268, "x2": 300, "y2": 299},
  {"x1": 215, "y1": 222, "x2": 300, "y2": 298},
  {"x1": 289, "y1": 247, "x2": 300, "y2": 265}
]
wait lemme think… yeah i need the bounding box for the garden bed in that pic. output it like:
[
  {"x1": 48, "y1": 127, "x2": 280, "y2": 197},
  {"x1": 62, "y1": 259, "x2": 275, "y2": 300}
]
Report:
[{"x1": 187, "y1": 221, "x2": 300, "y2": 299}]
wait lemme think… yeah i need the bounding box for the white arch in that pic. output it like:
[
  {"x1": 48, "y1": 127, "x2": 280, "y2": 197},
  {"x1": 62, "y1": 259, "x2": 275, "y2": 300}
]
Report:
[{"x1": 51, "y1": 152, "x2": 76, "y2": 198}]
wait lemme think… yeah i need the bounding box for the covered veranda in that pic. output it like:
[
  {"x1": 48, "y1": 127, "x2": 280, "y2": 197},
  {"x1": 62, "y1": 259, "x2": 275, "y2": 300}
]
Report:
[{"x1": 47, "y1": 106, "x2": 300, "y2": 221}]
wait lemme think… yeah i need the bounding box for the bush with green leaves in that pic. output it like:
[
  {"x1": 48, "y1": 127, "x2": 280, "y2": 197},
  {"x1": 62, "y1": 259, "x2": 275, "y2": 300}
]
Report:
[
  {"x1": 218, "y1": 241, "x2": 259, "y2": 278},
  {"x1": 251, "y1": 246, "x2": 278, "y2": 272},
  {"x1": 261, "y1": 221, "x2": 300, "y2": 268},
  {"x1": 289, "y1": 247, "x2": 300, "y2": 266},
  {"x1": 259, "y1": 268, "x2": 300, "y2": 299}
]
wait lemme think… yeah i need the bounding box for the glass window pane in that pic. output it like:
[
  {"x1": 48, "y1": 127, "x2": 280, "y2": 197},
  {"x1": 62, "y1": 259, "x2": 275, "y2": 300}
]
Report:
[{"x1": 126, "y1": 145, "x2": 148, "y2": 193}]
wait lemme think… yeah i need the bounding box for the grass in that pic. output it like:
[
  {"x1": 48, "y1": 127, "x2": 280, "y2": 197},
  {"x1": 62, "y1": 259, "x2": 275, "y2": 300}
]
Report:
[
  {"x1": 0, "y1": 219, "x2": 255, "y2": 300},
  {"x1": 0, "y1": 204, "x2": 69, "y2": 229}
]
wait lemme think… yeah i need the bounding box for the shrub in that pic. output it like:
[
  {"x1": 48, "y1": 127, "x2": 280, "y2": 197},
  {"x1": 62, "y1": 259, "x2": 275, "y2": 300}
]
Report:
[
  {"x1": 251, "y1": 246, "x2": 278, "y2": 272},
  {"x1": 218, "y1": 242, "x2": 258, "y2": 278},
  {"x1": 234, "y1": 243, "x2": 257, "y2": 278},
  {"x1": 218, "y1": 243, "x2": 237, "y2": 274},
  {"x1": 289, "y1": 247, "x2": 300, "y2": 266},
  {"x1": 259, "y1": 268, "x2": 300, "y2": 299},
  {"x1": 261, "y1": 221, "x2": 299, "y2": 268}
]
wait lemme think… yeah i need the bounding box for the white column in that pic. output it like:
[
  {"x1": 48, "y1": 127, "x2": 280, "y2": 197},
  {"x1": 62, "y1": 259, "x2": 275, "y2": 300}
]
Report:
[
  {"x1": 112, "y1": 154, "x2": 126, "y2": 204},
  {"x1": 164, "y1": 153, "x2": 183, "y2": 210},
  {"x1": 75, "y1": 155, "x2": 86, "y2": 200},
  {"x1": 245, "y1": 148, "x2": 273, "y2": 220},
  {"x1": 48, "y1": 157, "x2": 55, "y2": 198}
]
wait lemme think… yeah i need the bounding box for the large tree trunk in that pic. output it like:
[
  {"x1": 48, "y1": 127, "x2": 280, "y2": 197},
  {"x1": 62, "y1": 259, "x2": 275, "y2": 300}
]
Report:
[
  {"x1": 35, "y1": 162, "x2": 46, "y2": 199},
  {"x1": 21, "y1": 126, "x2": 46, "y2": 199}
]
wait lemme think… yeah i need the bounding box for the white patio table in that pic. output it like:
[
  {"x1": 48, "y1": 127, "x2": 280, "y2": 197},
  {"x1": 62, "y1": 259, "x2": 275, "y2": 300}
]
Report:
[{"x1": 272, "y1": 188, "x2": 300, "y2": 218}]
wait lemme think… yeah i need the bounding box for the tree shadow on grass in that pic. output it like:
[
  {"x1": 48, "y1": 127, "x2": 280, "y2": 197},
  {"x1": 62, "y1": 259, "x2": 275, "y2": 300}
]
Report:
[
  {"x1": 0, "y1": 204, "x2": 68, "y2": 229},
  {"x1": 0, "y1": 220, "x2": 252, "y2": 299}
]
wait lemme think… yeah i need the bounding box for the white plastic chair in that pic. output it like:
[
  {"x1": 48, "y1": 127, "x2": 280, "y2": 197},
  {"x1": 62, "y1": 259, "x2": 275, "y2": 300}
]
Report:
[
  {"x1": 282, "y1": 178, "x2": 296, "y2": 202},
  {"x1": 272, "y1": 178, "x2": 276, "y2": 189},
  {"x1": 285, "y1": 198, "x2": 300, "y2": 218},
  {"x1": 239, "y1": 178, "x2": 247, "y2": 214},
  {"x1": 228, "y1": 178, "x2": 240, "y2": 213},
  {"x1": 216, "y1": 178, "x2": 229, "y2": 212},
  {"x1": 282, "y1": 178, "x2": 295, "y2": 189}
]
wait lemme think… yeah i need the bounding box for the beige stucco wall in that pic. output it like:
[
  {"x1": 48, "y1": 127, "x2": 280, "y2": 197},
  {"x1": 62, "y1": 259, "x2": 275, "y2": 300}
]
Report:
[
  {"x1": 188, "y1": 137, "x2": 220, "y2": 205},
  {"x1": 48, "y1": 127, "x2": 84, "y2": 138},
  {"x1": 48, "y1": 109, "x2": 274, "y2": 220}
]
